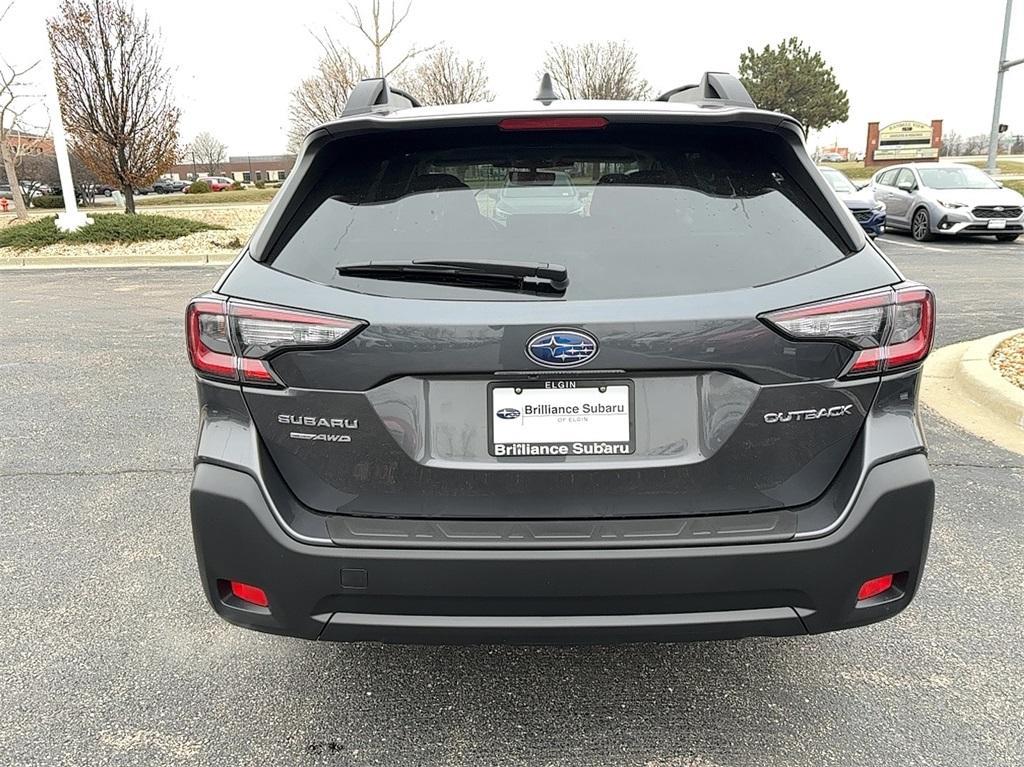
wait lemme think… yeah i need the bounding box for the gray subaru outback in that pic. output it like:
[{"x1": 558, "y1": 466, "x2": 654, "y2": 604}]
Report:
[{"x1": 187, "y1": 73, "x2": 935, "y2": 644}]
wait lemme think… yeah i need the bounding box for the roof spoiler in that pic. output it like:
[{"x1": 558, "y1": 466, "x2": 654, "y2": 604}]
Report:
[
  {"x1": 656, "y1": 72, "x2": 755, "y2": 108},
  {"x1": 342, "y1": 77, "x2": 421, "y2": 117}
]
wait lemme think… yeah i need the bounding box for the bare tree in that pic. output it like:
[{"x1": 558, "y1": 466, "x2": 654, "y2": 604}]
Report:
[
  {"x1": 345, "y1": 0, "x2": 433, "y2": 77},
  {"x1": 399, "y1": 45, "x2": 491, "y2": 106},
  {"x1": 940, "y1": 131, "x2": 964, "y2": 157},
  {"x1": 0, "y1": 0, "x2": 41, "y2": 219},
  {"x1": 190, "y1": 131, "x2": 227, "y2": 173},
  {"x1": 541, "y1": 41, "x2": 650, "y2": 100},
  {"x1": 18, "y1": 150, "x2": 99, "y2": 203},
  {"x1": 286, "y1": 37, "x2": 367, "y2": 152},
  {"x1": 47, "y1": 0, "x2": 180, "y2": 214}
]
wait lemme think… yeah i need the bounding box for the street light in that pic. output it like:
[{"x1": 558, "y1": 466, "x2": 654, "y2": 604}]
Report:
[
  {"x1": 43, "y1": 21, "x2": 90, "y2": 231},
  {"x1": 987, "y1": 0, "x2": 1024, "y2": 174}
]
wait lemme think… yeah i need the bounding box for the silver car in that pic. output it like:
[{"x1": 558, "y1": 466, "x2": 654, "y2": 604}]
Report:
[{"x1": 870, "y1": 162, "x2": 1024, "y2": 242}]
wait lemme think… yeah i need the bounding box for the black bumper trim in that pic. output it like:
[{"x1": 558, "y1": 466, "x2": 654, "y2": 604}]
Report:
[{"x1": 321, "y1": 607, "x2": 807, "y2": 644}]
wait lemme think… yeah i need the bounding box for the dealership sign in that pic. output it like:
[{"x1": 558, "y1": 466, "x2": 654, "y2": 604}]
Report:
[{"x1": 873, "y1": 120, "x2": 939, "y2": 160}]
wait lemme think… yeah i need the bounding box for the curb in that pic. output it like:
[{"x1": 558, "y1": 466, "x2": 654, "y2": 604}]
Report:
[
  {"x1": 921, "y1": 330, "x2": 1024, "y2": 455},
  {"x1": 957, "y1": 329, "x2": 1024, "y2": 430},
  {"x1": 0, "y1": 253, "x2": 234, "y2": 270}
]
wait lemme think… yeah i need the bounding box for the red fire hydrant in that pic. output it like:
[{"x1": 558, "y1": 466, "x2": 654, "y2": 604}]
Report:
[{"x1": 0, "y1": 197, "x2": 9, "y2": 213}]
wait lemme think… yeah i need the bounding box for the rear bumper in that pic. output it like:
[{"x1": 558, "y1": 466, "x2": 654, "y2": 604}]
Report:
[{"x1": 190, "y1": 453, "x2": 934, "y2": 644}]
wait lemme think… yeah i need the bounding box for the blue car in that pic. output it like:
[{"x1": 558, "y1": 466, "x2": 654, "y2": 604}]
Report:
[{"x1": 819, "y1": 166, "x2": 886, "y2": 237}]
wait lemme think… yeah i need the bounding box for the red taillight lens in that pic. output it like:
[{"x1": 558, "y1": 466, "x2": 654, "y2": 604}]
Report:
[
  {"x1": 761, "y1": 285, "x2": 934, "y2": 378},
  {"x1": 187, "y1": 299, "x2": 237, "y2": 381},
  {"x1": 228, "y1": 580, "x2": 269, "y2": 607},
  {"x1": 498, "y1": 116, "x2": 608, "y2": 131},
  {"x1": 857, "y1": 574, "x2": 894, "y2": 601},
  {"x1": 186, "y1": 296, "x2": 364, "y2": 386}
]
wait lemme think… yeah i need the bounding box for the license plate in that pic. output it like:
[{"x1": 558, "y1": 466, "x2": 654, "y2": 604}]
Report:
[
  {"x1": 988, "y1": 218, "x2": 1007, "y2": 229},
  {"x1": 488, "y1": 380, "x2": 634, "y2": 457}
]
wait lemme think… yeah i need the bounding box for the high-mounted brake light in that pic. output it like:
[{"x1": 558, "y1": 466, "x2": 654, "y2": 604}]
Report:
[
  {"x1": 498, "y1": 116, "x2": 608, "y2": 131},
  {"x1": 186, "y1": 296, "x2": 364, "y2": 386},
  {"x1": 761, "y1": 285, "x2": 934, "y2": 378}
]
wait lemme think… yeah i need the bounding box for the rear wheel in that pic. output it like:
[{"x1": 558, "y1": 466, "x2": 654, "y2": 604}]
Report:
[
  {"x1": 911, "y1": 208, "x2": 934, "y2": 242},
  {"x1": 995, "y1": 233, "x2": 1020, "y2": 242}
]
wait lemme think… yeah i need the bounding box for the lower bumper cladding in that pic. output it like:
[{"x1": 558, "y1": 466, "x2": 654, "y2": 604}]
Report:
[{"x1": 190, "y1": 455, "x2": 933, "y2": 645}]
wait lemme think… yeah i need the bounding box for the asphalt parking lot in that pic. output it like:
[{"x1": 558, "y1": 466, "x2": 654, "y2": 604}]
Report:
[{"x1": 1, "y1": 233, "x2": 1022, "y2": 767}]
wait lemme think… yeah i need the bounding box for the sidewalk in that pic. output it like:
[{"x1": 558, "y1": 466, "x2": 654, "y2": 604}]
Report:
[{"x1": 0, "y1": 252, "x2": 235, "y2": 269}]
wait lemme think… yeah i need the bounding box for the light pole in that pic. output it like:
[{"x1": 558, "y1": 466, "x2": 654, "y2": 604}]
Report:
[
  {"x1": 43, "y1": 22, "x2": 90, "y2": 231},
  {"x1": 987, "y1": 0, "x2": 1024, "y2": 174}
]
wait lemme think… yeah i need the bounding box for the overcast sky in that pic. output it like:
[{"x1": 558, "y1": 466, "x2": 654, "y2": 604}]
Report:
[{"x1": 3, "y1": 0, "x2": 1021, "y2": 156}]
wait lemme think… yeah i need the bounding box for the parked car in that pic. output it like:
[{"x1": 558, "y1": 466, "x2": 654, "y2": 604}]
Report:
[
  {"x1": 818, "y1": 166, "x2": 886, "y2": 237},
  {"x1": 153, "y1": 178, "x2": 189, "y2": 194},
  {"x1": 187, "y1": 176, "x2": 234, "y2": 192},
  {"x1": 870, "y1": 162, "x2": 1024, "y2": 242},
  {"x1": 819, "y1": 152, "x2": 844, "y2": 163},
  {"x1": 134, "y1": 185, "x2": 155, "y2": 195},
  {"x1": 186, "y1": 73, "x2": 936, "y2": 645},
  {"x1": 494, "y1": 169, "x2": 584, "y2": 221}
]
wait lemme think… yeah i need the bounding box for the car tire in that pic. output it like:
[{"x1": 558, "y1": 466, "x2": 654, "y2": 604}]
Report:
[
  {"x1": 995, "y1": 234, "x2": 1020, "y2": 242},
  {"x1": 911, "y1": 208, "x2": 934, "y2": 242}
]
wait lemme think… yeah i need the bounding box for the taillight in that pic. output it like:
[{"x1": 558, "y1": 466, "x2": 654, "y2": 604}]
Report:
[
  {"x1": 186, "y1": 296, "x2": 364, "y2": 386},
  {"x1": 761, "y1": 285, "x2": 934, "y2": 378}
]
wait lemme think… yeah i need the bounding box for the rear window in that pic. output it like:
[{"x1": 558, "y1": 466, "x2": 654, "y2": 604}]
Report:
[{"x1": 269, "y1": 124, "x2": 849, "y2": 300}]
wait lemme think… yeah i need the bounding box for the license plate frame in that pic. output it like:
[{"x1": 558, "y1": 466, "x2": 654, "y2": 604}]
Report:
[
  {"x1": 988, "y1": 218, "x2": 1007, "y2": 229},
  {"x1": 487, "y1": 379, "x2": 635, "y2": 458}
]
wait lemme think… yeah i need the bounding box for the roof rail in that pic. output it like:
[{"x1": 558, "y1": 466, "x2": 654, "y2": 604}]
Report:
[
  {"x1": 656, "y1": 72, "x2": 755, "y2": 108},
  {"x1": 342, "y1": 77, "x2": 421, "y2": 117}
]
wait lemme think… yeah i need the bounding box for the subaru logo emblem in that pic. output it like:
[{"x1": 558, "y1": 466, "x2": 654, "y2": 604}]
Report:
[
  {"x1": 525, "y1": 329, "x2": 599, "y2": 368},
  {"x1": 496, "y1": 408, "x2": 520, "y2": 420},
  {"x1": 995, "y1": 206, "x2": 1005, "y2": 212}
]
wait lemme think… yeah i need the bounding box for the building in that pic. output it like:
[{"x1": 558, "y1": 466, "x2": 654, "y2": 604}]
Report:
[
  {"x1": 3, "y1": 130, "x2": 54, "y2": 157},
  {"x1": 166, "y1": 154, "x2": 295, "y2": 184}
]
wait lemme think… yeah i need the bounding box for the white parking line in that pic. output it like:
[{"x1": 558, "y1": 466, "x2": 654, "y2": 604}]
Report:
[{"x1": 875, "y1": 237, "x2": 956, "y2": 253}]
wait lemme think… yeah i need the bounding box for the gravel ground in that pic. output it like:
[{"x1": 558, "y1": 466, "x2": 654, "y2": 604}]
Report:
[
  {"x1": 991, "y1": 333, "x2": 1024, "y2": 389},
  {"x1": 0, "y1": 206, "x2": 264, "y2": 262}
]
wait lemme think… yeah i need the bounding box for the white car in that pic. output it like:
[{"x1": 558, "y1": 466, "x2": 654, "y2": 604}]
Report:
[{"x1": 870, "y1": 163, "x2": 1023, "y2": 242}]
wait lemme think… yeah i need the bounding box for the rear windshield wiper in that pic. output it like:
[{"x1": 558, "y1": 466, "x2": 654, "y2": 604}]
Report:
[{"x1": 336, "y1": 259, "x2": 569, "y2": 295}]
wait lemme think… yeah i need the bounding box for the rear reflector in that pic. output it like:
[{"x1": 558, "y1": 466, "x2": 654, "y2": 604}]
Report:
[
  {"x1": 761, "y1": 285, "x2": 934, "y2": 378},
  {"x1": 186, "y1": 296, "x2": 364, "y2": 386},
  {"x1": 228, "y1": 580, "x2": 269, "y2": 607},
  {"x1": 857, "y1": 574, "x2": 894, "y2": 601},
  {"x1": 498, "y1": 116, "x2": 608, "y2": 131}
]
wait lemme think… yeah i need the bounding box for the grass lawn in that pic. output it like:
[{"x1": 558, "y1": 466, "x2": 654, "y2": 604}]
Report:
[
  {"x1": 818, "y1": 160, "x2": 875, "y2": 180},
  {"x1": 137, "y1": 188, "x2": 279, "y2": 206},
  {"x1": 958, "y1": 158, "x2": 1024, "y2": 175},
  {"x1": 0, "y1": 213, "x2": 222, "y2": 250}
]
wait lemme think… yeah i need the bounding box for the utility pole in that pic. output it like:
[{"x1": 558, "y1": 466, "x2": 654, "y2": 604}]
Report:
[{"x1": 987, "y1": 0, "x2": 1024, "y2": 174}]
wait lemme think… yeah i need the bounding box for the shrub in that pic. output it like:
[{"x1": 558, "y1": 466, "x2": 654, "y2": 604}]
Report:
[
  {"x1": 229, "y1": 181, "x2": 243, "y2": 191},
  {"x1": 188, "y1": 181, "x2": 211, "y2": 194},
  {"x1": 0, "y1": 213, "x2": 223, "y2": 250},
  {"x1": 254, "y1": 181, "x2": 266, "y2": 189},
  {"x1": 31, "y1": 195, "x2": 64, "y2": 209}
]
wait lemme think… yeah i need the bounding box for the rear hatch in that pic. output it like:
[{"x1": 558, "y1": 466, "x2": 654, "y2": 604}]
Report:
[{"x1": 218, "y1": 116, "x2": 898, "y2": 520}]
